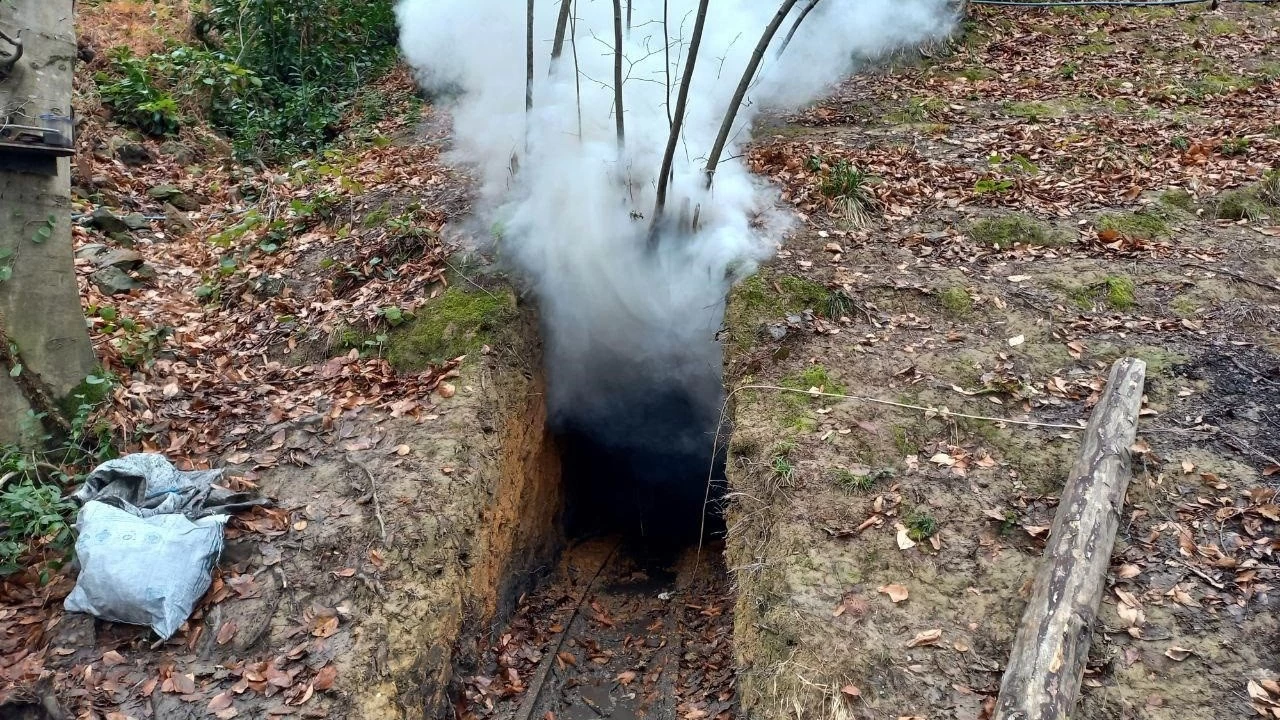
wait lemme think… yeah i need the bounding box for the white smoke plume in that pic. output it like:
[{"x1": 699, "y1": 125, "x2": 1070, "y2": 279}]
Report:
[{"x1": 396, "y1": 0, "x2": 955, "y2": 426}]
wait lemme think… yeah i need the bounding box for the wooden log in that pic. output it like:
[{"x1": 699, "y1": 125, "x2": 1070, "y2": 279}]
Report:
[{"x1": 993, "y1": 357, "x2": 1147, "y2": 720}]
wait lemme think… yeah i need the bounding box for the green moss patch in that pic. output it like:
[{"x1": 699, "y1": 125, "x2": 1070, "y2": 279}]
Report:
[
  {"x1": 1213, "y1": 172, "x2": 1280, "y2": 222},
  {"x1": 726, "y1": 274, "x2": 830, "y2": 350},
  {"x1": 968, "y1": 214, "x2": 1063, "y2": 249},
  {"x1": 1096, "y1": 209, "x2": 1170, "y2": 239},
  {"x1": 1071, "y1": 275, "x2": 1136, "y2": 311},
  {"x1": 383, "y1": 286, "x2": 516, "y2": 372},
  {"x1": 938, "y1": 286, "x2": 973, "y2": 317}
]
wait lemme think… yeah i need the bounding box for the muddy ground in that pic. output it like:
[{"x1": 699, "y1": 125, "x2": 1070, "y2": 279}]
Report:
[{"x1": 725, "y1": 4, "x2": 1280, "y2": 719}]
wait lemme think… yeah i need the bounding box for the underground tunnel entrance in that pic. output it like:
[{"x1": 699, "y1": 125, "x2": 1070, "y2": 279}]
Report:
[
  {"x1": 457, "y1": 367, "x2": 738, "y2": 720},
  {"x1": 554, "y1": 381, "x2": 730, "y2": 555}
]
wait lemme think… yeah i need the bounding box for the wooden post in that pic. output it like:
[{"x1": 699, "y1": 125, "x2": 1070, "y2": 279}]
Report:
[
  {"x1": 993, "y1": 357, "x2": 1147, "y2": 720},
  {"x1": 0, "y1": 0, "x2": 96, "y2": 443}
]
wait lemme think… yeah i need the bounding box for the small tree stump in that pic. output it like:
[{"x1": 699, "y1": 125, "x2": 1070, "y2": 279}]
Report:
[{"x1": 994, "y1": 357, "x2": 1147, "y2": 720}]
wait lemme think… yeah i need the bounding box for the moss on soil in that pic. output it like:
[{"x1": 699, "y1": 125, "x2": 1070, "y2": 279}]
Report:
[
  {"x1": 1213, "y1": 172, "x2": 1280, "y2": 221},
  {"x1": 1096, "y1": 209, "x2": 1170, "y2": 239},
  {"x1": 939, "y1": 286, "x2": 974, "y2": 317},
  {"x1": 383, "y1": 286, "x2": 516, "y2": 372},
  {"x1": 968, "y1": 214, "x2": 1063, "y2": 249},
  {"x1": 725, "y1": 274, "x2": 829, "y2": 350},
  {"x1": 1159, "y1": 188, "x2": 1197, "y2": 212}
]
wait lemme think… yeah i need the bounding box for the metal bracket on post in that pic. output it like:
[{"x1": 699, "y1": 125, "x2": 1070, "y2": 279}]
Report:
[{"x1": 0, "y1": 30, "x2": 22, "y2": 81}]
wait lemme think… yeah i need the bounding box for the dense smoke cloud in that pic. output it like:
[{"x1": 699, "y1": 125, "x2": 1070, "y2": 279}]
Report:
[{"x1": 397, "y1": 0, "x2": 954, "y2": 537}]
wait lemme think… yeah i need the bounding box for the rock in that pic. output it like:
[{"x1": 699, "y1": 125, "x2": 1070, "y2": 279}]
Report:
[
  {"x1": 108, "y1": 232, "x2": 136, "y2": 248},
  {"x1": 75, "y1": 243, "x2": 107, "y2": 260},
  {"x1": 133, "y1": 263, "x2": 158, "y2": 281},
  {"x1": 90, "y1": 266, "x2": 139, "y2": 295},
  {"x1": 89, "y1": 174, "x2": 116, "y2": 190},
  {"x1": 88, "y1": 207, "x2": 130, "y2": 234},
  {"x1": 159, "y1": 141, "x2": 195, "y2": 165},
  {"x1": 91, "y1": 248, "x2": 144, "y2": 271},
  {"x1": 115, "y1": 141, "x2": 154, "y2": 166},
  {"x1": 148, "y1": 184, "x2": 200, "y2": 211},
  {"x1": 163, "y1": 203, "x2": 195, "y2": 236},
  {"x1": 123, "y1": 212, "x2": 149, "y2": 230}
]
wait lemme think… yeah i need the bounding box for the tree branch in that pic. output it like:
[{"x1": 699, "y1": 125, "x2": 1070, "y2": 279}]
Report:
[
  {"x1": 651, "y1": 0, "x2": 710, "y2": 231},
  {"x1": 776, "y1": 0, "x2": 822, "y2": 58},
  {"x1": 703, "y1": 0, "x2": 802, "y2": 189}
]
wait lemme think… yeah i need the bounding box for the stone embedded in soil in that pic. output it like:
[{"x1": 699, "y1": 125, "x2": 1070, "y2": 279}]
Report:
[
  {"x1": 88, "y1": 247, "x2": 144, "y2": 271},
  {"x1": 88, "y1": 207, "x2": 130, "y2": 234},
  {"x1": 113, "y1": 140, "x2": 154, "y2": 166},
  {"x1": 148, "y1": 184, "x2": 200, "y2": 210},
  {"x1": 163, "y1": 203, "x2": 194, "y2": 236},
  {"x1": 90, "y1": 266, "x2": 139, "y2": 295},
  {"x1": 159, "y1": 140, "x2": 195, "y2": 164},
  {"x1": 123, "y1": 212, "x2": 149, "y2": 230}
]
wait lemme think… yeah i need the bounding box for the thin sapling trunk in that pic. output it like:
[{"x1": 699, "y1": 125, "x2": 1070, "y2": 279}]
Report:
[
  {"x1": 776, "y1": 0, "x2": 821, "y2": 58},
  {"x1": 703, "y1": 0, "x2": 802, "y2": 188},
  {"x1": 551, "y1": 0, "x2": 572, "y2": 63},
  {"x1": 612, "y1": 0, "x2": 625, "y2": 145},
  {"x1": 651, "y1": 0, "x2": 710, "y2": 231}
]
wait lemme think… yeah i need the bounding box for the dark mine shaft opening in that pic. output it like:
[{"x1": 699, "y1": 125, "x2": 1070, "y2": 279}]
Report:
[{"x1": 550, "y1": 381, "x2": 729, "y2": 557}]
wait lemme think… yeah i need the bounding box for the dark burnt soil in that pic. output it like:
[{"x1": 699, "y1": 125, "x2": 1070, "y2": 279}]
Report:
[{"x1": 456, "y1": 540, "x2": 736, "y2": 720}]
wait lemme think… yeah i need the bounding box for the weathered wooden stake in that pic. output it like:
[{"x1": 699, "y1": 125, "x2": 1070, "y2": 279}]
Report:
[{"x1": 993, "y1": 357, "x2": 1147, "y2": 720}]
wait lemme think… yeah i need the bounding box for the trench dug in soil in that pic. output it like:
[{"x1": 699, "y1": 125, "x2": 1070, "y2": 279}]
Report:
[{"x1": 460, "y1": 336, "x2": 738, "y2": 720}]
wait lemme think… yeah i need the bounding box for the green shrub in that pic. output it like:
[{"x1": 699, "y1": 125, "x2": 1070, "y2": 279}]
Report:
[
  {"x1": 96, "y1": 0, "x2": 398, "y2": 158},
  {"x1": 96, "y1": 46, "x2": 263, "y2": 137},
  {"x1": 0, "y1": 478, "x2": 75, "y2": 576},
  {"x1": 206, "y1": 0, "x2": 399, "y2": 158}
]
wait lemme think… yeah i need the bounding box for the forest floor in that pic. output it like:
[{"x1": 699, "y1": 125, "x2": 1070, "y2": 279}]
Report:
[
  {"x1": 725, "y1": 3, "x2": 1280, "y2": 719},
  {"x1": 1, "y1": 3, "x2": 1279, "y2": 720}
]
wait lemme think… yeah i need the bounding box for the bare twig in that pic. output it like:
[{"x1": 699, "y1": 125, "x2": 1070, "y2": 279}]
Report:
[
  {"x1": 652, "y1": 0, "x2": 710, "y2": 231},
  {"x1": 345, "y1": 454, "x2": 388, "y2": 543},
  {"x1": 1169, "y1": 559, "x2": 1226, "y2": 590},
  {"x1": 612, "y1": 0, "x2": 625, "y2": 145},
  {"x1": 551, "y1": 0, "x2": 572, "y2": 63},
  {"x1": 776, "y1": 0, "x2": 822, "y2": 57},
  {"x1": 704, "y1": 0, "x2": 803, "y2": 189}
]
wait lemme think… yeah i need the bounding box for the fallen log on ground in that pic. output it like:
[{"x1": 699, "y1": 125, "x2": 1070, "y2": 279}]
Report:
[{"x1": 994, "y1": 356, "x2": 1147, "y2": 720}]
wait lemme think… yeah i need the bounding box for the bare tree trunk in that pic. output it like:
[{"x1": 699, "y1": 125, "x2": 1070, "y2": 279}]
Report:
[
  {"x1": 626, "y1": 0, "x2": 633, "y2": 32},
  {"x1": 526, "y1": 0, "x2": 535, "y2": 112},
  {"x1": 570, "y1": 0, "x2": 582, "y2": 137},
  {"x1": 651, "y1": 0, "x2": 710, "y2": 230},
  {"x1": 703, "y1": 0, "x2": 802, "y2": 189},
  {"x1": 663, "y1": 0, "x2": 671, "y2": 128},
  {"x1": 776, "y1": 0, "x2": 821, "y2": 58},
  {"x1": 993, "y1": 358, "x2": 1147, "y2": 720},
  {"x1": 612, "y1": 0, "x2": 625, "y2": 145},
  {"x1": 551, "y1": 0, "x2": 572, "y2": 63}
]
